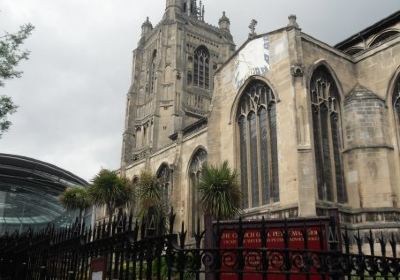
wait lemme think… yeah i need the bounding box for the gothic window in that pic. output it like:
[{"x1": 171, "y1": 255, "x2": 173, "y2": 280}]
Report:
[
  {"x1": 392, "y1": 75, "x2": 400, "y2": 145},
  {"x1": 193, "y1": 46, "x2": 210, "y2": 90},
  {"x1": 188, "y1": 148, "x2": 207, "y2": 235},
  {"x1": 156, "y1": 164, "x2": 171, "y2": 213},
  {"x1": 149, "y1": 50, "x2": 157, "y2": 94},
  {"x1": 310, "y1": 66, "x2": 347, "y2": 203},
  {"x1": 237, "y1": 80, "x2": 279, "y2": 208}
]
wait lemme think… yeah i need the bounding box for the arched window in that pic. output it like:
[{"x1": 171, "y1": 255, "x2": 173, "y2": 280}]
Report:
[
  {"x1": 156, "y1": 164, "x2": 171, "y2": 213},
  {"x1": 237, "y1": 80, "x2": 279, "y2": 208},
  {"x1": 188, "y1": 148, "x2": 207, "y2": 234},
  {"x1": 310, "y1": 66, "x2": 347, "y2": 203},
  {"x1": 193, "y1": 46, "x2": 210, "y2": 89},
  {"x1": 392, "y1": 75, "x2": 400, "y2": 142},
  {"x1": 149, "y1": 50, "x2": 157, "y2": 94}
]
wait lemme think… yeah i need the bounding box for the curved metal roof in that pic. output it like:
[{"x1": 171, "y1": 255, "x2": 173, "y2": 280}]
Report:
[{"x1": 0, "y1": 153, "x2": 89, "y2": 232}]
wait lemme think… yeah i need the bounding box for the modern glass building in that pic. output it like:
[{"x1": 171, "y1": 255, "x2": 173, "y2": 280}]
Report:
[{"x1": 0, "y1": 153, "x2": 89, "y2": 234}]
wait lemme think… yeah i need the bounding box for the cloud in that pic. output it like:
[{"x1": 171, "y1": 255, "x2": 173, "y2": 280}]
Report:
[{"x1": 0, "y1": 0, "x2": 398, "y2": 181}]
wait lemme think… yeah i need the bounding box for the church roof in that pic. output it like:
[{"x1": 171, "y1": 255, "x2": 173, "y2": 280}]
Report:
[
  {"x1": 335, "y1": 10, "x2": 400, "y2": 51},
  {"x1": 345, "y1": 84, "x2": 384, "y2": 103}
]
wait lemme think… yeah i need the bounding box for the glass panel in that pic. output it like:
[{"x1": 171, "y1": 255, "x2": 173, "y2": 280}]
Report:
[
  {"x1": 249, "y1": 112, "x2": 259, "y2": 207},
  {"x1": 194, "y1": 56, "x2": 199, "y2": 86},
  {"x1": 313, "y1": 105, "x2": 324, "y2": 200},
  {"x1": 259, "y1": 108, "x2": 270, "y2": 204},
  {"x1": 394, "y1": 79, "x2": 400, "y2": 131},
  {"x1": 191, "y1": 173, "x2": 197, "y2": 234},
  {"x1": 239, "y1": 116, "x2": 248, "y2": 208},
  {"x1": 4, "y1": 217, "x2": 21, "y2": 224},
  {"x1": 269, "y1": 104, "x2": 279, "y2": 202},
  {"x1": 331, "y1": 112, "x2": 347, "y2": 203},
  {"x1": 205, "y1": 60, "x2": 210, "y2": 89},
  {"x1": 320, "y1": 105, "x2": 333, "y2": 201}
]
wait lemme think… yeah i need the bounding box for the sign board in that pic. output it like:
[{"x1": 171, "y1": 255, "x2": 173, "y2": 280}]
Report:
[
  {"x1": 91, "y1": 257, "x2": 106, "y2": 280},
  {"x1": 217, "y1": 217, "x2": 333, "y2": 280}
]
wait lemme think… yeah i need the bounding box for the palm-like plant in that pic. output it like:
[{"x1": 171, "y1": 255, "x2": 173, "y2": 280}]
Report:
[
  {"x1": 88, "y1": 169, "x2": 133, "y2": 222},
  {"x1": 136, "y1": 169, "x2": 162, "y2": 213},
  {"x1": 198, "y1": 160, "x2": 241, "y2": 220},
  {"x1": 136, "y1": 169, "x2": 166, "y2": 235},
  {"x1": 59, "y1": 186, "x2": 91, "y2": 223}
]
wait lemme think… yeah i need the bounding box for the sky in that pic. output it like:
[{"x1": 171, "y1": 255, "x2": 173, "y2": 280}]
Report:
[{"x1": 0, "y1": 0, "x2": 399, "y2": 181}]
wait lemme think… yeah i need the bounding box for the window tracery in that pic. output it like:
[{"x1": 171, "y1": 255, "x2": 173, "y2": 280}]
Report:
[
  {"x1": 193, "y1": 46, "x2": 210, "y2": 89},
  {"x1": 188, "y1": 149, "x2": 207, "y2": 234},
  {"x1": 310, "y1": 66, "x2": 347, "y2": 203},
  {"x1": 392, "y1": 76, "x2": 400, "y2": 145},
  {"x1": 237, "y1": 80, "x2": 279, "y2": 208},
  {"x1": 156, "y1": 164, "x2": 171, "y2": 213}
]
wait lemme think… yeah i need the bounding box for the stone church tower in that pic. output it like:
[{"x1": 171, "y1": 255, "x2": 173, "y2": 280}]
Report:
[
  {"x1": 121, "y1": 0, "x2": 235, "y2": 167},
  {"x1": 117, "y1": 1, "x2": 400, "y2": 240}
]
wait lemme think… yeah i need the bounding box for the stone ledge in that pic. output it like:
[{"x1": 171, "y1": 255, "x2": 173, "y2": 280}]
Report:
[{"x1": 343, "y1": 144, "x2": 394, "y2": 153}]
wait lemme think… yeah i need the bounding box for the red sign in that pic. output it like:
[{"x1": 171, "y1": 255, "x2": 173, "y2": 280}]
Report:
[
  {"x1": 91, "y1": 257, "x2": 106, "y2": 280},
  {"x1": 218, "y1": 221, "x2": 329, "y2": 280}
]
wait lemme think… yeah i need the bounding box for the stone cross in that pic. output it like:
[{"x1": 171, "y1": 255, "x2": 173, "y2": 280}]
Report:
[{"x1": 248, "y1": 19, "x2": 258, "y2": 38}]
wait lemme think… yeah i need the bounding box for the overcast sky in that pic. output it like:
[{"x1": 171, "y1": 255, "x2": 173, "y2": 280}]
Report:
[{"x1": 0, "y1": 0, "x2": 399, "y2": 181}]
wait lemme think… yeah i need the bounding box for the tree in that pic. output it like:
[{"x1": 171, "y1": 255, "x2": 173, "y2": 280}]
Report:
[
  {"x1": 0, "y1": 23, "x2": 34, "y2": 137},
  {"x1": 0, "y1": 96, "x2": 17, "y2": 134},
  {"x1": 136, "y1": 169, "x2": 162, "y2": 214},
  {"x1": 136, "y1": 169, "x2": 167, "y2": 235},
  {"x1": 88, "y1": 169, "x2": 133, "y2": 223},
  {"x1": 198, "y1": 160, "x2": 242, "y2": 220},
  {"x1": 59, "y1": 186, "x2": 91, "y2": 223}
]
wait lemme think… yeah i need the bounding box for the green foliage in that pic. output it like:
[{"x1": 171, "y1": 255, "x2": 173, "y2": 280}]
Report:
[
  {"x1": 136, "y1": 169, "x2": 162, "y2": 214},
  {"x1": 198, "y1": 160, "x2": 242, "y2": 220},
  {"x1": 59, "y1": 186, "x2": 90, "y2": 212},
  {"x1": 88, "y1": 169, "x2": 134, "y2": 220},
  {"x1": 135, "y1": 169, "x2": 167, "y2": 234},
  {"x1": 0, "y1": 95, "x2": 17, "y2": 136},
  {"x1": 0, "y1": 23, "x2": 34, "y2": 137},
  {"x1": 0, "y1": 24, "x2": 34, "y2": 86}
]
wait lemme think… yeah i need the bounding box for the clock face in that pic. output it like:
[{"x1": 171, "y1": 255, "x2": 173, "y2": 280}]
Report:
[{"x1": 233, "y1": 35, "x2": 270, "y2": 90}]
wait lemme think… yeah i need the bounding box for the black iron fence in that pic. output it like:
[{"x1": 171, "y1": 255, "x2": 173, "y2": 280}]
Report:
[{"x1": 0, "y1": 210, "x2": 400, "y2": 280}]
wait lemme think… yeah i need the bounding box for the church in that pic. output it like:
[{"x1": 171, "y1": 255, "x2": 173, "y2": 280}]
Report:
[{"x1": 120, "y1": 0, "x2": 400, "y2": 235}]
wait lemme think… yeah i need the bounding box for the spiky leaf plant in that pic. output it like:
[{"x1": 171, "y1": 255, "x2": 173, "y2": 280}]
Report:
[
  {"x1": 198, "y1": 160, "x2": 242, "y2": 220},
  {"x1": 59, "y1": 186, "x2": 90, "y2": 222},
  {"x1": 136, "y1": 169, "x2": 162, "y2": 212},
  {"x1": 88, "y1": 169, "x2": 133, "y2": 222},
  {"x1": 136, "y1": 169, "x2": 167, "y2": 235}
]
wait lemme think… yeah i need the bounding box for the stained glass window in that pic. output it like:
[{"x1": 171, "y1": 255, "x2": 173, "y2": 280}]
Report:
[
  {"x1": 193, "y1": 47, "x2": 210, "y2": 89},
  {"x1": 156, "y1": 164, "x2": 171, "y2": 213},
  {"x1": 393, "y1": 77, "x2": 400, "y2": 136},
  {"x1": 310, "y1": 66, "x2": 347, "y2": 203},
  {"x1": 237, "y1": 80, "x2": 279, "y2": 208},
  {"x1": 188, "y1": 149, "x2": 207, "y2": 235}
]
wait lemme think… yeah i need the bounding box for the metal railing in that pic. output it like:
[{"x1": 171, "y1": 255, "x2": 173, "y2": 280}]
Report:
[{"x1": 0, "y1": 210, "x2": 399, "y2": 280}]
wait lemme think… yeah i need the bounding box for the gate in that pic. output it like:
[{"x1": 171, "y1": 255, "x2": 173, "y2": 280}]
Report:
[{"x1": 0, "y1": 210, "x2": 399, "y2": 279}]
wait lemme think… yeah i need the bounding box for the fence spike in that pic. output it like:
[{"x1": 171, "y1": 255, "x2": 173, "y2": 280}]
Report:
[
  {"x1": 390, "y1": 232, "x2": 397, "y2": 258},
  {"x1": 367, "y1": 229, "x2": 375, "y2": 256},
  {"x1": 378, "y1": 231, "x2": 386, "y2": 257},
  {"x1": 355, "y1": 229, "x2": 362, "y2": 255},
  {"x1": 179, "y1": 221, "x2": 187, "y2": 249},
  {"x1": 169, "y1": 208, "x2": 176, "y2": 234}
]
